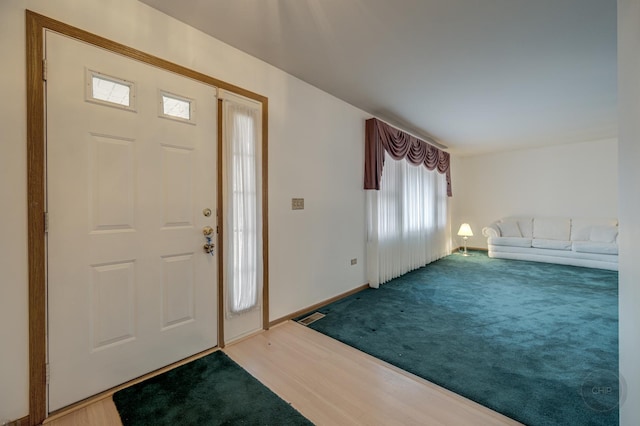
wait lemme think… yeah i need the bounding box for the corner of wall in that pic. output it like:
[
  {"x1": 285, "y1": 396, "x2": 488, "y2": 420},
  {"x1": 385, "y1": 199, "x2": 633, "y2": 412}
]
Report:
[{"x1": 618, "y1": 1, "x2": 640, "y2": 424}]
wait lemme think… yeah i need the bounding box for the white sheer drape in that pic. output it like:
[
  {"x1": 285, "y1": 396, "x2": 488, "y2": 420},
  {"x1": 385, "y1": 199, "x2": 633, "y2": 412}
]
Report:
[
  {"x1": 223, "y1": 95, "x2": 262, "y2": 315},
  {"x1": 367, "y1": 152, "x2": 450, "y2": 288}
]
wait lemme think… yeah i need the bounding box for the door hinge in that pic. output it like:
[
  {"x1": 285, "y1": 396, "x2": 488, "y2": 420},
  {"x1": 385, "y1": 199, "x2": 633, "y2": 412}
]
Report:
[
  {"x1": 42, "y1": 59, "x2": 47, "y2": 81},
  {"x1": 44, "y1": 212, "x2": 49, "y2": 233}
]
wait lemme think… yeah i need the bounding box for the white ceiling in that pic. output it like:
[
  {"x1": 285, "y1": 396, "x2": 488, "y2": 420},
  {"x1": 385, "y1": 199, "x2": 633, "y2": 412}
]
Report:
[{"x1": 140, "y1": 0, "x2": 617, "y2": 155}]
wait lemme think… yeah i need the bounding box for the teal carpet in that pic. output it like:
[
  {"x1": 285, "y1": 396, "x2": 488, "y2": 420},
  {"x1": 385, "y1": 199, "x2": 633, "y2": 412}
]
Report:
[
  {"x1": 113, "y1": 351, "x2": 312, "y2": 425},
  {"x1": 306, "y1": 252, "x2": 619, "y2": 426}
]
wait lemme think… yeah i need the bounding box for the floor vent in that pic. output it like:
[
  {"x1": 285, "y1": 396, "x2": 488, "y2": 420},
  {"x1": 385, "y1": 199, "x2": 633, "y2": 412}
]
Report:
[{"x1": 297, "y1": 312, "x2": 326, "y2": 326}]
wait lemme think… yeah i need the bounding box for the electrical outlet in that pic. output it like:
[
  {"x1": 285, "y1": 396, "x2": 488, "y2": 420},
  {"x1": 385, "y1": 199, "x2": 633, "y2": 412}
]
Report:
[
  {"x1": 291, "y1": 198, "x2": 304, "y2": 210},
  {"x1": 350, "y1": 258, "x2": 357, "y2": 265}
]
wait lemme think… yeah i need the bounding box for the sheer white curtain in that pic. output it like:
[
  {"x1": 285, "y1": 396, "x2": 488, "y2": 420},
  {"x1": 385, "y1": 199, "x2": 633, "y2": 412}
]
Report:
[
  {"x1": 367, "y1": 152, "x2": 450, "y2": 288},
  {"x1": 222, "y1": 93, "x2": 262, "y2": 316}
]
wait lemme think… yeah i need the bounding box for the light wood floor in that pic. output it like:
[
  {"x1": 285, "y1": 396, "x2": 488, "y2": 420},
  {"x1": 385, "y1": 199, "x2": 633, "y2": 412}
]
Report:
[
  {"x1": 46, "y1": 321, "x2": 521, "y2": 426},
  {"x1": 45, "y1": 398, "x2": 122, "y2": 426}
]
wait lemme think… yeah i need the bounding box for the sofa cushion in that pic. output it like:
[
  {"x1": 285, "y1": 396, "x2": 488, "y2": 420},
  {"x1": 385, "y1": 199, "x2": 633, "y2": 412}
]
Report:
[
  {"x1": 497, "y1": 221, "x2": 522, "y2": 237},
  {"x1": 573, "y1": 241, "x2": 618, "y2": 255},
  {"x1": 532, "y1": 239, "x2": 572, "y2": 250},
  {"x1": 489, "y1": 237, "x2": 532, "y2": 248},
  {"x1": 502, "y1": 217, "x2": 533, "y2": 238},
  {"x1": 590, "y1": 226, "x2": 618, "y2": 243},
  {"x1": 533, "y1": 218, "x2": 570, "y2": 240},
  {"x1": 571, "y1": 218, "x2": 618, "y2": 241}
]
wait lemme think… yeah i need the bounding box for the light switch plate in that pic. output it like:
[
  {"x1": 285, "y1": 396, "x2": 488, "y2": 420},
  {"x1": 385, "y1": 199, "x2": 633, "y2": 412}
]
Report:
[{"x1": 292, "y1": 198, "x2": 304, "y2": 210}]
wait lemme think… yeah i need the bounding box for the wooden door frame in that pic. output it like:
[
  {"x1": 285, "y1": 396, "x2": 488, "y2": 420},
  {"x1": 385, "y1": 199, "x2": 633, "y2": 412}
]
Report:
[{"x1": 26, "y1": 10, "x2": 270, "y2": 425}]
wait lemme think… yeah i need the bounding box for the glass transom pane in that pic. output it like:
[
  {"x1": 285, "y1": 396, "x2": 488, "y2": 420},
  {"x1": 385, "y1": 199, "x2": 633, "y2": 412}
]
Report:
[
  {"x1": 92, "y1": 75, "x2": 131, "y2": 106},
  {"x1": 162, "y1": 94, "x2": 191, "y2": 120}
]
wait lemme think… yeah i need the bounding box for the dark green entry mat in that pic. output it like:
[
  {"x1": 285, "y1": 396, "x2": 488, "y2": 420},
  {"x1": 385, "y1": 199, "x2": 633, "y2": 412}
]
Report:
[{"x1": 113, "y1": 350, "x2": 313, "y2": 425}]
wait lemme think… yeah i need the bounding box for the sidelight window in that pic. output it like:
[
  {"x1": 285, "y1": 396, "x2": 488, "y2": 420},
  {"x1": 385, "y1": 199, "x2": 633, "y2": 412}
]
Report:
[{"x1": 222, "y1": 92, "x2": 262, "y2": 316}]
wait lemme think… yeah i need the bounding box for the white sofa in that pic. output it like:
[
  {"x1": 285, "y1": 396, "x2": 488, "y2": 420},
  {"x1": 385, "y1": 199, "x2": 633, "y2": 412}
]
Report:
[{"x1": 482, "y1": 217, "x2": 618, "y2": 271}]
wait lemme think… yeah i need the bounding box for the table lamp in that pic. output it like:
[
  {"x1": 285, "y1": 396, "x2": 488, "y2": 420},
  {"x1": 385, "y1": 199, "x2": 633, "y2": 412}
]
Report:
[{"x1": 457, "y1": 223, "x2": 473, "y2": 256}]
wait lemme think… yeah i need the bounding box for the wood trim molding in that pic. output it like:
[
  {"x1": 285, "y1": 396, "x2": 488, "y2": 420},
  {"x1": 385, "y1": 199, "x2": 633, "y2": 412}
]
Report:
[
  {"x1": 26, "y1": 10, "x2": 269, "y2": 424},
  {"x1": 452, "y1": 246, "x2": 489, "y2": 254},
  {"x1": 26, "y1": 10, "x2": 47, "y2": 426},
  {"x1": 27, "y1": 12, "x2": 267, "y2": 103},
  {"x1": 261, "y1": 101, "x2": 270, "y2": 329},
  {"x1": 269, "y1": 284, "x2": 369, "y2": 328},
  {"x1": 217, "y1": 98, "x2": 225, "y2": 348},
  {"x1": 8, "y1": 415, "x2": 31, "y2": 426}
]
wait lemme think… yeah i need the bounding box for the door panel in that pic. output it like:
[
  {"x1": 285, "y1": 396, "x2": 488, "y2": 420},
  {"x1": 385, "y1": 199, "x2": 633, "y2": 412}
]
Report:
[{"x1": 46, "y1": 31, "x2": 218, "y2": 411}]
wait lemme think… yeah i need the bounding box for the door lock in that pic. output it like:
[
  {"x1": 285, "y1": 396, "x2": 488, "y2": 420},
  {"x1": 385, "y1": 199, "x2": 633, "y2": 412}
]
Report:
[{"x1": 203, "y1": 226, "x2": 214, "y2": 255}]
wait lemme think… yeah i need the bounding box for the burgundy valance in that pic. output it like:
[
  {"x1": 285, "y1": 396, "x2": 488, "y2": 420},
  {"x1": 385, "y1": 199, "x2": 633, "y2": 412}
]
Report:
[{"x1": 364, "y1": 118, "x2": 452, "y2": 196}]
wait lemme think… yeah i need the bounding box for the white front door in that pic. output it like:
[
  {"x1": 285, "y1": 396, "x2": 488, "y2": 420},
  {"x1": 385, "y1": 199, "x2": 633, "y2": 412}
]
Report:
[{"x1": 46, "y1": 31, "x2": 218, "y2": 411}]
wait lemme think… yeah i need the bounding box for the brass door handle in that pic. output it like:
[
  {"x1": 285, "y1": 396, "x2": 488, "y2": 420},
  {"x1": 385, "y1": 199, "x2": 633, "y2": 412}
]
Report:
[{"x1": 202, "y1": 226, "x2": 214, "y2": 236}]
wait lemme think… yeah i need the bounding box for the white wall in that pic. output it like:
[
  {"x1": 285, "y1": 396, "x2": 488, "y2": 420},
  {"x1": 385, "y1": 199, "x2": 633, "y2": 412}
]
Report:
[
  {"x1": 618, "y1": 1, "x2": 640, "y2": 424},
  {"x1": 269, "y1": 83, "x2": 367, "y2": 319},
  {"x1": 0, "y1": 1, "x2": 29, "y2": 422},
  {"x1": 451, "y1": 138, "x2": 618, "y2": 249},
  {"x1": 0, "y1": 0, "x2": 368, "y2": 420}
]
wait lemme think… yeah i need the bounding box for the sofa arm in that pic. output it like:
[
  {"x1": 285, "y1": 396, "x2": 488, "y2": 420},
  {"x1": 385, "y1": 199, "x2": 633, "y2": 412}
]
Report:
[{"x1": 482, "y1": 223, "x2": 500, "y2": 238}]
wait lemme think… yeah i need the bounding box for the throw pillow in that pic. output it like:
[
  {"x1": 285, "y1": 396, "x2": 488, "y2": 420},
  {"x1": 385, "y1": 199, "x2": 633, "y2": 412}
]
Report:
[
  {"x1": 497, "y1": 221, "x2": 522, "y2": 238},
  {"x1": 590, "y1": 226, "x2": 618, "y2": 243}
]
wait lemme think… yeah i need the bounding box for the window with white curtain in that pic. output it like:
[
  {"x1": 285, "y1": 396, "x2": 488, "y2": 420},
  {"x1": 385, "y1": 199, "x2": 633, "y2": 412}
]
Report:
[
  {"x1": 222, "y1": 93, "x2": 262, "y2": 315},
  {"x1": 367, "y1": 152, "x2": 450, "y2": 288}
]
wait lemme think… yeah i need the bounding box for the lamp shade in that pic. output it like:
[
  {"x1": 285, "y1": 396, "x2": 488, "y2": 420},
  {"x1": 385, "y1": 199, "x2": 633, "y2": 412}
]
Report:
[{"x1": 457, "y1": 223, "x2": 473, "y2": 237}]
